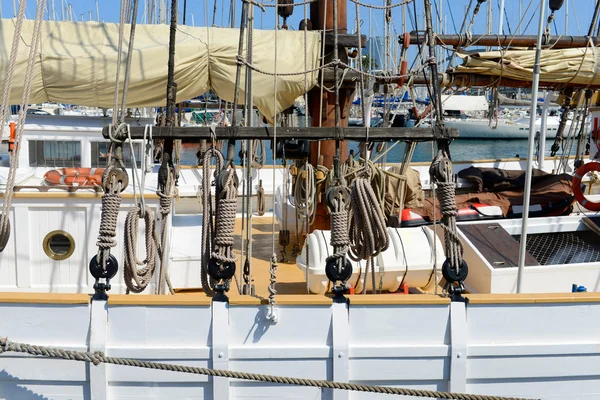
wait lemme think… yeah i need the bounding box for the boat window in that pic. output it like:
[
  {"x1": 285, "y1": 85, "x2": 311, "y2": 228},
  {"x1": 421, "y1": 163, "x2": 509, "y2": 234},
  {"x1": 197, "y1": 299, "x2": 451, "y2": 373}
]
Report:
[
  {"x1": 29, "y1": 140, "x2": 81, "y2": 167},
  {"x1": 91, "y1": 141, "x2": 142, "y2": 168},
  {"x1": 43, "y1": 230, "x2": 75, "y2": 261}
]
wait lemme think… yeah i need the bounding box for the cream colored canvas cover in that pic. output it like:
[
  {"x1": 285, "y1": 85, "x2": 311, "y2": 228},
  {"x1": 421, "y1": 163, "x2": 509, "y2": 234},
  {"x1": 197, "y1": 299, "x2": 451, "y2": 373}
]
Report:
[
  {"x1": 0, "y1": 19, "x2": 321, "y2": 121},
  {"x1": 452, "y1": 47, "x2": 600, "y2": 86}
]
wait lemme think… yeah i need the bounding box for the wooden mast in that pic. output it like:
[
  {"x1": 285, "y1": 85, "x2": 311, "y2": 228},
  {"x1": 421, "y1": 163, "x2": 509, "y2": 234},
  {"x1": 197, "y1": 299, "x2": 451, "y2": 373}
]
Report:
[{"x1": 308, "y1": 0, "x2": 352, "y2": 230}]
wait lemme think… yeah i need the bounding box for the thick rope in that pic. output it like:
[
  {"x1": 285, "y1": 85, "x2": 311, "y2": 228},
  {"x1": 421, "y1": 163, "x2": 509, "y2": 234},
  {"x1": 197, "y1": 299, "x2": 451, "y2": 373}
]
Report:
[
  {"x1": 326, "y1": 197, "x2": 350, "y2": 267},
  {"x1": 0, "y1": 0, "x2": 27, "y2": 147},
  {"x1": 430, "y1": 154, "x2": 463, "y2": 274},
  {"x1": 156, "y1": 191, "x2": 175, "y2": 295},
  {"x1": 111, "y1": 0, "x2": 130, "y2": 127},
  {"x1": 250, "y1": 140, "x2": 265, "y2": 169},
  {"x1": 348, "y1": 168, "x2": 389, "y2": 294},
  {"x1": 294, "y1": 163, "x2": 317, "y2": 227},
  {"x1": 211, "y1": 170, "x2": 238, "y2": 265},
  {"x1": 96, "y1": 185, "x2": 123, "y2": 270},
  {"x1": 201, "y1": 148, "x2": 224, "y2": 296},
  {"x1": 257, "y1": 181, "x2": 266, "y2": 216},
  {"x1": 123, "y1": 205, "x2": 157, "y2": 294},
  {"x1": 0, "y1": 338, "x2": 535, "y2": 400},
  {"x1": 0, "y1": 0, "x2": 46, "y2": 250}
]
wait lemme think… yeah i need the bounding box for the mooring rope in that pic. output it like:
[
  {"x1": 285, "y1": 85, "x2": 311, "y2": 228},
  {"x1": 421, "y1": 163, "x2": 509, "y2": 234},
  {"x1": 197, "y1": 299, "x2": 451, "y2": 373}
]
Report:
[{"x1": 0, "y1": 338, "x2": 536, "y2": 400}]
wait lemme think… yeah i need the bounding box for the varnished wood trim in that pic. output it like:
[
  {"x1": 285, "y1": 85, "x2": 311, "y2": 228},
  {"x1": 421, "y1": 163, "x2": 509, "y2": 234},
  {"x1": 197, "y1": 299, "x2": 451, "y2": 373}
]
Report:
[
  {"x1": 0, "y1": 292, "x2": 90, "y2": 304},
  {"x1": 466, "y1": 292, "x2": 600, "y2": 304},
  {"x1": 108, "y1": 294, "x2": 212, "y2": 306},
  {"x1": 349, "y1": 294, "x2": 450, "y2": 305},
  {"x1": 0, "y1": 292, "x2": 597, "y2": 306}
]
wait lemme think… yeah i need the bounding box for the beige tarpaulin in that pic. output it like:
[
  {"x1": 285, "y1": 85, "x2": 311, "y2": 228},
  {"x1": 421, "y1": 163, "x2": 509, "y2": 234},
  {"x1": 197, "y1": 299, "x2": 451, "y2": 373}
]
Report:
[
  {"x1": 0, "y1": 19, "x2": 321, "y2": 121},
  {"x1": 452, "y1": 47, "x2": 600, "y2": 86}
]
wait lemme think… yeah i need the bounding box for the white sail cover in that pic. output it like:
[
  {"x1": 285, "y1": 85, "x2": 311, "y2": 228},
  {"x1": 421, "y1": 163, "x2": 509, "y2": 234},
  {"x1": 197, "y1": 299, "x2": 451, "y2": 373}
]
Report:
[
  {"x1": 452, "y1": 47, "x2": 600, "y2": 86},
  {"x1": 0, "y1": 19, "x2": 321, "y2": 121}
]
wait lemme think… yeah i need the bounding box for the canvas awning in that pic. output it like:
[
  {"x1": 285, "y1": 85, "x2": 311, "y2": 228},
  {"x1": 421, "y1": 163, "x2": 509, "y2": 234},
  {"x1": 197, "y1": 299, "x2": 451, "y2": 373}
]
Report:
[{"x1": 0, "y1": 19, "x2": 321, "y2": 121}]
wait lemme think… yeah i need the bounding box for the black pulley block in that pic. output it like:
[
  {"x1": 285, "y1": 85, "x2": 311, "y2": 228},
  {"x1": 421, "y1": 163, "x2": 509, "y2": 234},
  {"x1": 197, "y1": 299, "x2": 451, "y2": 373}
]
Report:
[
  {"x1": 442, "y1": 259, "x2": 468, "y2": 284},
  {"x1": 208, "y1": 258, "x2": 236, "y2": 281},
  {"x1": 89, "y1": 254, "x2": 119, "y2": 280},
  {"x1": 275, "y1": 140, "x2": 310, "y2": 160},
  {"x1": 216, "y1": 168, "x2": 239, "y2": 194},
  {"x1": 325, "y1": 257, "x2": 353, "y2": 283}
]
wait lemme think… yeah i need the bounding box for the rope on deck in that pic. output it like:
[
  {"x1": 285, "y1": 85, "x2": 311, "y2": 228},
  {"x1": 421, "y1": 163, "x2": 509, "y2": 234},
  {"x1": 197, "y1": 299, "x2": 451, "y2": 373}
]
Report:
[{"x1": 0, "y1": 338, "x2": 536, "y2": 400}]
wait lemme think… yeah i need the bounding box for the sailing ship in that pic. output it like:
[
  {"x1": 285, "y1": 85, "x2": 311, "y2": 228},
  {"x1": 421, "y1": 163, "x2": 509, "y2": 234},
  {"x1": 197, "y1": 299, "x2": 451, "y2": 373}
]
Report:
[{"x1": 0, "y1": 1, "x2": 600, "y2": 399}]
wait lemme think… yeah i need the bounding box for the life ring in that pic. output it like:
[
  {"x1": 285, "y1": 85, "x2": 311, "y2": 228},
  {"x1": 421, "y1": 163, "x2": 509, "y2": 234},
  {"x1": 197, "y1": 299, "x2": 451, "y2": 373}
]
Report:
[
  {"x1": 572, "y1": 162, "x2": 600, "y2": 211},
  {"x1": 43, "y1": 168, "x2": 105, "y2": 187}
]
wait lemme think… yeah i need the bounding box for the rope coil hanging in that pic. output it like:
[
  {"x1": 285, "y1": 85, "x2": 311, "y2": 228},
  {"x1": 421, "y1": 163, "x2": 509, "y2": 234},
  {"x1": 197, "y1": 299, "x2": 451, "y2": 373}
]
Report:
[
  {"x1": 348, "y1": 166, "x2": 389, "y2": 294},
  {"x1": 123, "y1": 205, "x2": 157, "y2": 293},
  {"x1": 201, "y1": 147, "x2": 224, "y2": 296}
]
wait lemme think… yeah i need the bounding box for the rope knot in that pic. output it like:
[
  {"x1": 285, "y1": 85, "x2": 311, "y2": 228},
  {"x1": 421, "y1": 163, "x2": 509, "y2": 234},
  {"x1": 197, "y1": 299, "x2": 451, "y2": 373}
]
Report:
[{"x1": 108, "y1": 122, "x2": 128, "y2": 143}]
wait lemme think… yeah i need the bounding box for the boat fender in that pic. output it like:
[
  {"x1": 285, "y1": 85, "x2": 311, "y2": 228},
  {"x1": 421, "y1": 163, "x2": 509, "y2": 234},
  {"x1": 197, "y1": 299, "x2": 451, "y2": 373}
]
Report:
[{"x1": 572, "y1": 161, "x2": 600, "y2": 211}]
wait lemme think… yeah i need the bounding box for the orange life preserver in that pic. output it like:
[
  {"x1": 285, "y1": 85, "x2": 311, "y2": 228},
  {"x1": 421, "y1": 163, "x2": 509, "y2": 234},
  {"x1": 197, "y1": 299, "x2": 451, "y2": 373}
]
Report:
[
  {"x1": 8, "y1": 122, "x2": 15, "y2": 152},
  {"x1": 573, "y1": 162, "x2": 600, "y2": 211},
  {"x1": 43, "y1": 168, "x2": 105, "y2": 187}
]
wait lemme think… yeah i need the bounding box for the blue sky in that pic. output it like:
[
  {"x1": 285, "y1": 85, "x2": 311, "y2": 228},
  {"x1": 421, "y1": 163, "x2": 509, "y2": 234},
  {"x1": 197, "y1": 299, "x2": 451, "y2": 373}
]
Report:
[{"x1": 0, "y1": 0, "x2": 598, "y2": 37}]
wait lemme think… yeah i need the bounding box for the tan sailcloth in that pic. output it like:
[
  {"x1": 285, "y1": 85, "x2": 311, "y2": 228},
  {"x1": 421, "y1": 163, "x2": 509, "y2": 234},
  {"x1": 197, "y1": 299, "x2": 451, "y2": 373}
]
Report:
[
  {"x1": 451, "y1": 47, "x2": 600, "y2": 86},
  {"x1": 0, "y1": 19, "x2": 321, "y2": 121}
]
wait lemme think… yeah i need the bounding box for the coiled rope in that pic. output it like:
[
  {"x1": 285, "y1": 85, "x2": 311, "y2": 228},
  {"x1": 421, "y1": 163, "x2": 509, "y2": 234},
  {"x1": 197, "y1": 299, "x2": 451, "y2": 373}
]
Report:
[
  {"x1": 211, "y1": 170, "x2": 238, "y2": 265},
  {"x1": 430, "y1": 151, "x2": 463, "y2": 275},
  {"x1": 0, "y1": 338, "x2": 536, "y2": 400},
  {"x1": 348, "y1": 166, "x2": 389, "y2": 294},
  {"x1": 123, "y1": 206, "x2": 157, "y2": 293},
  {"x1": 294, "y1": 162, "x2": 317, "y2": 227},
  {"x1": 326, "y1": 195, "x2": 350, "y2": 268},
  {"x1": 201, "y1": 148, "x2": 224, "y2": 296}
]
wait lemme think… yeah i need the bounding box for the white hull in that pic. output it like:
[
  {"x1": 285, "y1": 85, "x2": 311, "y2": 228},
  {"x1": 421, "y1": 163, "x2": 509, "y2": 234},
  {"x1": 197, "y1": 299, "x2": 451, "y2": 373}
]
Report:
[
  {"x1": 1, "y1": 116, "x2": 600, "y2": 400},
  {"x1": 445, "y1": 117, "x2": 579, "y2": 139},
  {"x1": 1, "y1": 292, "x2": 600, "y2": 399}
]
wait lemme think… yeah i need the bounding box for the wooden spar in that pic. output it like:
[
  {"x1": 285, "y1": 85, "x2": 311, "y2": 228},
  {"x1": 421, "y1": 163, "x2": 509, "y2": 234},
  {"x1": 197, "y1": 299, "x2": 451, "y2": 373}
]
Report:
[
  {"x1": 321, "y1": 68, "x2": 600, "y2": 90},
  {"x1": 104, "y1": 126, "x2": 457, "y2": 141},
  {"x1": 162, "y1": 0, "x2": 178, "y2": 163},
  {"x1": 308, "y1": 0, "x2": 352, "y2": 231},
  {"x1": 410, "y1": 73, "x2": 600, "y2": 90},
  {"x1": 400, "y1": 32, "x2": 600, "y2": 49}
]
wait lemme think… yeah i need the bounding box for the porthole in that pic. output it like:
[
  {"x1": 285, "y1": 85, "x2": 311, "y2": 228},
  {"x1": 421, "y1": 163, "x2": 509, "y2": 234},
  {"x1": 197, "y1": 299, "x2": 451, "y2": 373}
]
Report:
[{"x1": 43, "y1": 230, "x2": 75, "y2": 261}]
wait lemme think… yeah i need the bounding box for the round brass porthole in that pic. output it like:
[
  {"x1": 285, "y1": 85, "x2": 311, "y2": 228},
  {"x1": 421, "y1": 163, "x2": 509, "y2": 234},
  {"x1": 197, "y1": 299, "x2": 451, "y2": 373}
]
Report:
[{"x1": 43, "y1": 230, "x2": 75, "y2": 261}]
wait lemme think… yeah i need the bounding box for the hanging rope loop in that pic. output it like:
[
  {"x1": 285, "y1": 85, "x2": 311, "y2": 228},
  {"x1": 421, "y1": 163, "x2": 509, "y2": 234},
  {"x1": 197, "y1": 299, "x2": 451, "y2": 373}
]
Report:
[
  {"x1": 123, "y1": 205, "x2": 158, "y2": 294},
  {"x1": 430, "y1": 143, "x2": 466, "y2": 294}
]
